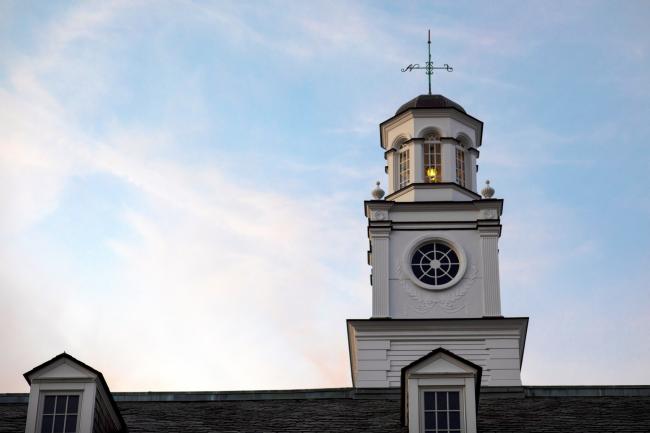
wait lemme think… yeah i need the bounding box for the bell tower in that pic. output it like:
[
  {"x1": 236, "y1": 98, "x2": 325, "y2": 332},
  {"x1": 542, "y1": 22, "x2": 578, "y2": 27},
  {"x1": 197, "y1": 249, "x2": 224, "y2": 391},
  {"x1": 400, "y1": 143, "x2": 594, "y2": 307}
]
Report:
[{"x1": 347, "y1": 94, "x2": 528, "y2": 388}]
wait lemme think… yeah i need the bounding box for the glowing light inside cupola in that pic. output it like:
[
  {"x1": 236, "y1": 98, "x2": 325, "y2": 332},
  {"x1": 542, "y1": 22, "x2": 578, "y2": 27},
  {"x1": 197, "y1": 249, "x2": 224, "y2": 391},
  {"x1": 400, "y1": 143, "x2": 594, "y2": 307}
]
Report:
[{"x1": 426, "y1": 167, "x2": 438, "y2": 182}]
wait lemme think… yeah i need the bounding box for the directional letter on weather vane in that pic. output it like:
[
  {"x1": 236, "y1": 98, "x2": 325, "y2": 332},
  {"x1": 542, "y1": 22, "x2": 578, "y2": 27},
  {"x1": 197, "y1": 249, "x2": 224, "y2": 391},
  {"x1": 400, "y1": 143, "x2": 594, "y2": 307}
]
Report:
[{"x1": 402, "y1": 30, "x2": 453, "y2": 95}]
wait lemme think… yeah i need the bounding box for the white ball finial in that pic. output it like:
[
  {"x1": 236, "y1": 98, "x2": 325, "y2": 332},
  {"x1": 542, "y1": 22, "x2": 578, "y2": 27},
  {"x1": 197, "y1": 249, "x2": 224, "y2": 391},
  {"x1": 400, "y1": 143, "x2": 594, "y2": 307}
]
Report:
[
  {"x1": 481, "y1": 180, "x2": 495, "y2": 199},
  {"x1": 371, "y1": 181, "x2": 385, "y2": 200}
]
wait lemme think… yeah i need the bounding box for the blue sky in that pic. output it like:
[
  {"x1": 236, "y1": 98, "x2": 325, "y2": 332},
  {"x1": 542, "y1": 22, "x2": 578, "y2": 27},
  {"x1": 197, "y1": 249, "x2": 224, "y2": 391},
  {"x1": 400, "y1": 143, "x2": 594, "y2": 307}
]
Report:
[{"x1": 1, "y1": 0, "x2": 649, "y2": 392}]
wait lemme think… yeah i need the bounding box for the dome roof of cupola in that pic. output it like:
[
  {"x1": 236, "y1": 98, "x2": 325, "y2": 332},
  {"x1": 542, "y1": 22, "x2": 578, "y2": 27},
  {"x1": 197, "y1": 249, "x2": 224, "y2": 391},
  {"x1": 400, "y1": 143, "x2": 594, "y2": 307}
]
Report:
[{"x1": 395, "y1": 94, "x2": 466, "y2": 116}]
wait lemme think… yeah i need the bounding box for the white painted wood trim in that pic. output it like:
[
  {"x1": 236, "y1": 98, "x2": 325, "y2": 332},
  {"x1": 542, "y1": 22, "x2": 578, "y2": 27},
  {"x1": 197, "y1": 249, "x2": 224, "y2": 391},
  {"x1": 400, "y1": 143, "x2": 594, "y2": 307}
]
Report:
[
  {"x1": 440, "y1": 140, "x2": 456, "y2": 183},
  {"x1": 413, "y1": 141, "x2": 424, "y2": 184},
  {"x1": 479, "y1": 228, "x2": 501, "y2": 316},
  {"x1": 370, "y1": 228, "x2": 391, "y2": 318}
]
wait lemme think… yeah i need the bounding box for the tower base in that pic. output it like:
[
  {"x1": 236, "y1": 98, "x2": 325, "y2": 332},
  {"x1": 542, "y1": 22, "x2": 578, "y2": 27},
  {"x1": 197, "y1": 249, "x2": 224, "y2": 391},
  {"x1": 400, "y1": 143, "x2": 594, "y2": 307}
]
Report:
[{"x1": 347, "y1": 317, "x2": 528, "y2": 388}]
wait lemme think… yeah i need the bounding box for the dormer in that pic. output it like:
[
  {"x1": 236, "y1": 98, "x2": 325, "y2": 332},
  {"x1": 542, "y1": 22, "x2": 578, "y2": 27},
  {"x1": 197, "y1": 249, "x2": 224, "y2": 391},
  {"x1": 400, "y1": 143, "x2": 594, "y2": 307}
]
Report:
[
  {"x1": 23, "y1": 353, "x2": 127, "y2": 433},
  {"x1": 380, "y1": 95, "x2": 483, "y2": 202},
  {"x1": 401, "y1": 348, "x2": 482, "y2": 433}
]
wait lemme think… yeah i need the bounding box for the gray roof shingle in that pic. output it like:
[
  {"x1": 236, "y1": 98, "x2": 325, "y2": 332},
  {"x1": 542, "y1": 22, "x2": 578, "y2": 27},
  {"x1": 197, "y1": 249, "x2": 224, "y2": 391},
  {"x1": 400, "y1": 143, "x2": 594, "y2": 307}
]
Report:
[{"x1": 2, "y1": 387, "x2": 650, "y2": 433}]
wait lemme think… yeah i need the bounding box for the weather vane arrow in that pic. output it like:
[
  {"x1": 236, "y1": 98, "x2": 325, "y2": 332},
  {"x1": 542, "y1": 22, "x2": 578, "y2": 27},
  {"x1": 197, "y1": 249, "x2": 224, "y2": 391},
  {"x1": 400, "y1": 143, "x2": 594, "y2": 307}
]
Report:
[{"x1": 401, "y1": 30, "x2": 453, "y2": 95}]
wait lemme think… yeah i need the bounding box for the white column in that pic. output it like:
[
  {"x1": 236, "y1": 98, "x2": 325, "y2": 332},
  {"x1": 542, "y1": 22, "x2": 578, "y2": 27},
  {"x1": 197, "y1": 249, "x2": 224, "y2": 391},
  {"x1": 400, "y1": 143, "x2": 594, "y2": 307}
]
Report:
[
  {"x1": 479, "y1": 226, "x2": 501, "y2": 316},
  {"x1": 468, "y1": 148, "x2": 478, "y2": 192},
  {"x1": 440, "y1": 139, "x2": 456, "y2": 182},
  {"x1": 23, "y1": 384, "x2": 40, "y2": 433},
  {"x1": 413, "y1": 140, "x2": 424, "y2": 183},
  {"x1": 370, "y1": 227, "x2": 391, "y2": 318},
  {"x1": 386, "y1": 150, "x2": 396, "y2": 194},
  {"x1": 464, "y1": 377, "x2": 478, "y2": 433},
  {"x1": 79, "y1": 383, "x2": 97, "y2": 433}
]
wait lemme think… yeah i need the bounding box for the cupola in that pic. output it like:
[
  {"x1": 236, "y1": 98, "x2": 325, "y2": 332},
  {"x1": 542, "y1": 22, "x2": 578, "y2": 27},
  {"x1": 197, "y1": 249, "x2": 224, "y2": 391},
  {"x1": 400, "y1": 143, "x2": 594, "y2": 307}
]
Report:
[{"x1": 379, "y1": 94, "x2": 483, "y2": 202}]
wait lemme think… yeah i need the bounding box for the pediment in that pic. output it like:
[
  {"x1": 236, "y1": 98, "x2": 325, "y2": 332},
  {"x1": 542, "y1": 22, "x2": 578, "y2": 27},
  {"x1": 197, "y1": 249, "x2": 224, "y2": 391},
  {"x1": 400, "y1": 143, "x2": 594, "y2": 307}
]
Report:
[
  {"x1": 25, "y1": 354, "x2": 98, "y2": 383},
  {"x1": 403, "y1": 348, "x2": 481, "y2": 377},
  {"x1": 413, "y1": 356, "x2": 472, "y2": 374}
]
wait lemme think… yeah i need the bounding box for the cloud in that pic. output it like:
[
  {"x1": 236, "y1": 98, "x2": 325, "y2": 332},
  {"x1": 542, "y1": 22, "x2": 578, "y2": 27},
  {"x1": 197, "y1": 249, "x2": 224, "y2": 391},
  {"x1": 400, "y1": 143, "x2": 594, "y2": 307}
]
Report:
[{"x1": 0, "y1": 1, "x2": 370, "y2": 392}]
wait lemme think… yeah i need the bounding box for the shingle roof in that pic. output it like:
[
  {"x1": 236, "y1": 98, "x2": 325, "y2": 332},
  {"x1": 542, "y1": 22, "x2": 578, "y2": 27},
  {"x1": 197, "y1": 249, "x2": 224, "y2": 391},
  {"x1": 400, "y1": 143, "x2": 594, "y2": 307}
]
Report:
[{"x1": 2, "y1": 387, "x2": 650, "y2": 433}]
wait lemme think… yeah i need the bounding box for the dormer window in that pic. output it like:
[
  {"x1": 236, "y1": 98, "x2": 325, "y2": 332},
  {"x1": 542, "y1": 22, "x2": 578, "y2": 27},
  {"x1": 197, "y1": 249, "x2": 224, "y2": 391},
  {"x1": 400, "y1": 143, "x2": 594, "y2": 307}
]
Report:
[
  {"x1": 455, "y1": 147, "x2": 466, "y2": 187},
  {"x1": 399, "y1": 144, "x2": 411, "y2": 189},
  {"x1": 23, "y1": 353, "x2": 127, "y2": 433},
  {"x1": 40, "y1": 394, "x2": 80, "y2": 433},
  {"x1": 402, "y1": 348, "x2": 481, "y2": 433},
  {"x1": 424, "y1": 133, "x2": 441, "y2": 183},
  {"x1": 422, "y1": 390, "x2": 462, "y2": 433}
]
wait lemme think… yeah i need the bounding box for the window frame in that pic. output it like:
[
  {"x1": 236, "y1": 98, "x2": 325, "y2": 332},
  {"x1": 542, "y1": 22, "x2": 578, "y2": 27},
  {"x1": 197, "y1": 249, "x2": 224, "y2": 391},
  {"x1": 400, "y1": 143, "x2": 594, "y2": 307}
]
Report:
[
  {"x1": 410, "y1": 241, "x2": 461, "y2": 287},
  {"x1": 455, "y1": 146, "x2": 466, "y2": 187},
  {"x1": 419, "y1": 387, "x2": 465, "y2": 433},
  {"x1": 402, "y1": 235, "x2": 467, "y2": 291},
  {"x1": 423, "y1": 134, "x2": 442, "y2": 183},
  {"x1": 398, "y1": 144, "x2": 411, "y2": 189},
  {"x1": 36, "y1": 392, "x2": 82, "y2": 433}
]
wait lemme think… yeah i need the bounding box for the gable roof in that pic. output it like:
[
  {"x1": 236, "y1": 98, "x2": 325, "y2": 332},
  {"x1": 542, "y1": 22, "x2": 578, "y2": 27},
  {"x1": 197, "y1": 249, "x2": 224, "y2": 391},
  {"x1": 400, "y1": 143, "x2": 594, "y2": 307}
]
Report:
[
  {"x1": 23, "y1": 353, "x2": 128, "y2": 433},
  {"x1": 24, "y1": 353, "x2": 96, "y2": 384}
]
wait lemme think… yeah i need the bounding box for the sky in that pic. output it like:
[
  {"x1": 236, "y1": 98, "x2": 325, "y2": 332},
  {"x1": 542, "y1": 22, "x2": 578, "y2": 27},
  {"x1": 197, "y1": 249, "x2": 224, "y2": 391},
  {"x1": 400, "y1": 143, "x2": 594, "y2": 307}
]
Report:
[{"x1": 1, "y1": 0, "x2": 649, "y2": 393}]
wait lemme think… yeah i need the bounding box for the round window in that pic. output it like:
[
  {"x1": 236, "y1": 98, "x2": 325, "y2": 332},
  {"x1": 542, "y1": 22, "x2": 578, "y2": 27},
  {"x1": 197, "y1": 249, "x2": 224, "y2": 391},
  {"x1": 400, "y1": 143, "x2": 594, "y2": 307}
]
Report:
[{"x1": 410, "y1": 241, "x2": 461, "y2": 287}]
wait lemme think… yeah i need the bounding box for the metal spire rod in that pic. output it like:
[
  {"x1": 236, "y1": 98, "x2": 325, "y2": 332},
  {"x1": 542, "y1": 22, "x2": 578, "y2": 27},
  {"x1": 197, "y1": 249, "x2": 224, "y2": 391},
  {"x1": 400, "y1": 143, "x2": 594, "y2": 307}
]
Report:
[
  {"x1": 401, "y1": 30, "x2": 453, "y2": 95},
  {"x1": 427, "y1": 29, "x2": 432, "y2": 95}
]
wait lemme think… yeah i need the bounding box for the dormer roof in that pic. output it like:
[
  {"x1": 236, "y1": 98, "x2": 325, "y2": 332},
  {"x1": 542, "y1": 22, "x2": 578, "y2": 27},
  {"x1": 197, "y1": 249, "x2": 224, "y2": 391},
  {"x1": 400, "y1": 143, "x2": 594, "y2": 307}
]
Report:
[{"x1": 24, "y1": 353, "x2": 99, "y2": 385}]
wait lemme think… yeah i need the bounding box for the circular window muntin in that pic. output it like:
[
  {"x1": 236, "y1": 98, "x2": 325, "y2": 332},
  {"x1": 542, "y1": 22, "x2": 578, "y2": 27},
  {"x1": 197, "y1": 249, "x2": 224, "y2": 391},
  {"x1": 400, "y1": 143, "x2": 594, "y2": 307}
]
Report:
[{"x1": 403, "y1": 237, "x2": 467, "y2": 291}]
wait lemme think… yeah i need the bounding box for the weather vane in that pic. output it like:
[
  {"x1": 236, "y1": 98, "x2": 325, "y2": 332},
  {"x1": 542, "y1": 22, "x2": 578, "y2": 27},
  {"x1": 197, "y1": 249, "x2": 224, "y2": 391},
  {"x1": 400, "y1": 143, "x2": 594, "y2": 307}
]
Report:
[{"x1": 401, "y1": 30, "x2": 453, "y2": 95}]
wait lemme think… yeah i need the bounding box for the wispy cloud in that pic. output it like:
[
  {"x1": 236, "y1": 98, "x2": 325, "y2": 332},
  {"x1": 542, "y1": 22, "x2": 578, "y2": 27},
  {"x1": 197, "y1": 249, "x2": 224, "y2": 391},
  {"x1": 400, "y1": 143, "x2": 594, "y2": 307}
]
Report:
[{"x1": 0, "y1": 1, "x2": 369, "y2": 392}]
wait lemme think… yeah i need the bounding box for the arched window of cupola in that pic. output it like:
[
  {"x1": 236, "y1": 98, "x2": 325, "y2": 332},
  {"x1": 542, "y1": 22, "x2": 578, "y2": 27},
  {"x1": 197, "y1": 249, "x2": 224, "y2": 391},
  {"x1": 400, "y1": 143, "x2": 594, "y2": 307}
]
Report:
[
  {"x1": 455, "y1": 147, "x2": 466, "y2": 187},
  {"x1": 397, "y1": 141, "x2": 411, "y2": 189},
  {"x1": 455, "y1": 135, "x2": 471, "y2": 188},
  {"x1": 423, "y1": 132, "x2": 442, "y2": 183}
]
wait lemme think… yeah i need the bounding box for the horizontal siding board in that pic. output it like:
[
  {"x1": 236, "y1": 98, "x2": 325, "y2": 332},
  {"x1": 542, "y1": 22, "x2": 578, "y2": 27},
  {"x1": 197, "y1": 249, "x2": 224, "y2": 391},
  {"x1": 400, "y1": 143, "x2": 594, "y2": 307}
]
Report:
[
  {"x1": 358, "y1": 340, "x2": 390, "y2": 350},
  {"x1": 355, "y1": 330, "x2": 520, "y2": 338},
  {"x1": 358, "y1": 370, "x2": 390, "y2": 381},
  {"x1": 387, "y1": 355, "x2": 489, "y2": 363},
  {"x1": 486, "y1": 358, "x2": 520, "y2": 370},
  {"x1": 485, "y1": 338, "x2": 520, "y2": 349},
  {"x1": 358, "y1": 360, "x2": 390, "y2": 370},
  {"x1": 487, "y1": 348, "x2": 520, "y2": 358},
  {"x1": 389, "y1": 356, "x2": 488, "y2": 366},
  {"x1": 390, "y1": 345, "x2": 486, "y2": 352},
  {"x1": 489, "y1": 369, "x2": 523, "y2": 380},
  {"x1": 358, "y1": 350, "x2": 388, "y2": 360},
  {"x1": 355, "y1": 379, "x2": 390, "y2": 387},
  {"x1": 387, "y1": 350, "x2": 487, "y2": 356},
  {"x1": 485, "y1": 379, "x2": 522, "y2": 386},
  {"x1": 391, "y1": 341, "x2": 486, "y2": 348}
]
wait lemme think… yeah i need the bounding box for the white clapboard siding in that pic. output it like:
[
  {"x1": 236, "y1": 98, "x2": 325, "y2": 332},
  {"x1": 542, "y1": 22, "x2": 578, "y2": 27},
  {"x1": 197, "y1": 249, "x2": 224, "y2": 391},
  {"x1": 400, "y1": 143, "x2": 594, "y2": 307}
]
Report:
[
  {"x1": 348, "y1": 319, "x2": 527, "y2": 388},
  {"x1": 358, "y1": 360, "x2": 391, "y2": 370}
]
